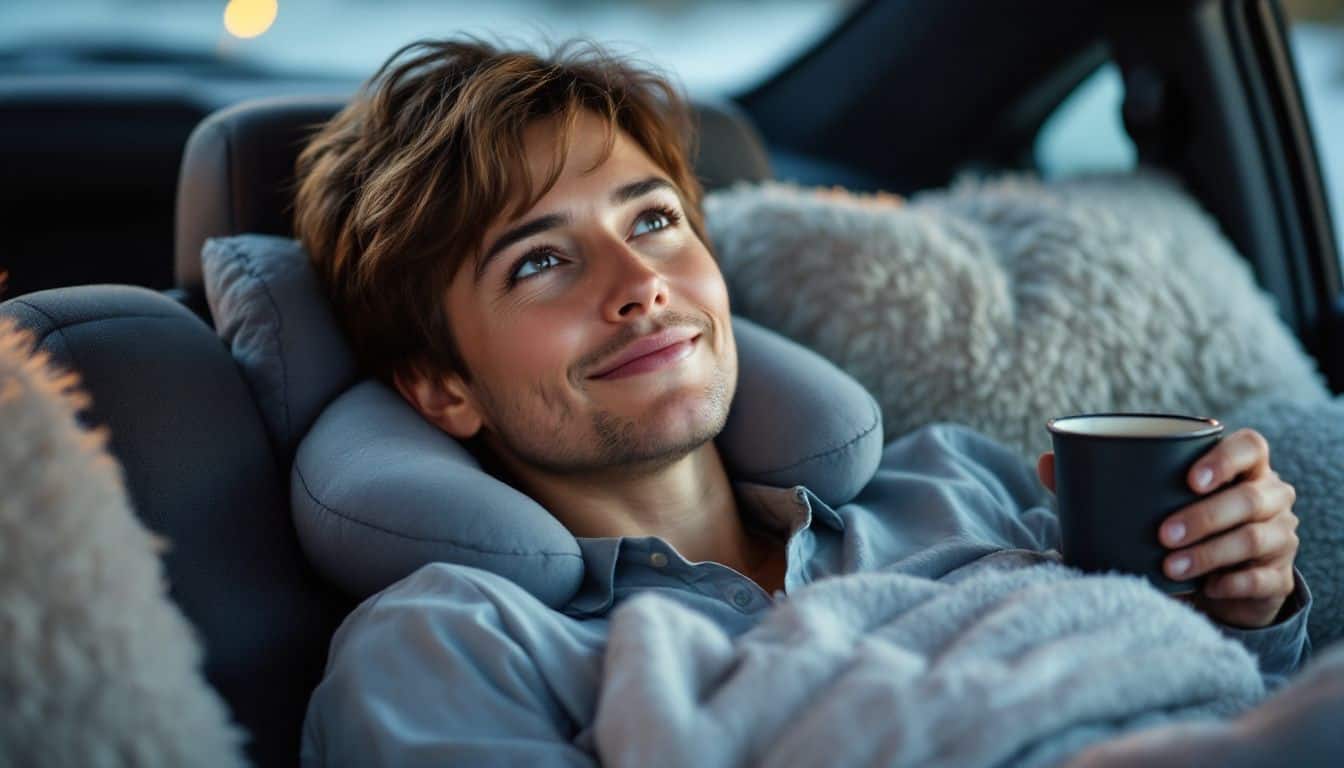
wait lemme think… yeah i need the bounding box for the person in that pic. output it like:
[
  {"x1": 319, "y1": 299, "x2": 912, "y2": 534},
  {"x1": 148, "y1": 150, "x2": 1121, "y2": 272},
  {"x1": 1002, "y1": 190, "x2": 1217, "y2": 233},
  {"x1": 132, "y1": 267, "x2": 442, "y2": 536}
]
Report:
[{"x1": 293, "y1": 36, "x2": 1311, "y2": 766}]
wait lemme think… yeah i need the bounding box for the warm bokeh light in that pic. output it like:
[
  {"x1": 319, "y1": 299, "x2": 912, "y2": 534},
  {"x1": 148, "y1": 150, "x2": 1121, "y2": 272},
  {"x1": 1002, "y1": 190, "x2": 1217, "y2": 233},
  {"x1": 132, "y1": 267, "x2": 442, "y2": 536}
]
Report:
[{"x1": 223, "y1": 0, "x2": 278, "y2": 40}]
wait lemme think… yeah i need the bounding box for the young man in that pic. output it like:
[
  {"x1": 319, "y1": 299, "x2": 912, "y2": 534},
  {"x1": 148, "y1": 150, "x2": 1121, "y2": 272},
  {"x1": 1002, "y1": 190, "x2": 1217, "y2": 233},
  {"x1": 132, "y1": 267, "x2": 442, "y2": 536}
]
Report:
[{"x1": 294, "y1": 37, "x2": 1310, "y2": 766}]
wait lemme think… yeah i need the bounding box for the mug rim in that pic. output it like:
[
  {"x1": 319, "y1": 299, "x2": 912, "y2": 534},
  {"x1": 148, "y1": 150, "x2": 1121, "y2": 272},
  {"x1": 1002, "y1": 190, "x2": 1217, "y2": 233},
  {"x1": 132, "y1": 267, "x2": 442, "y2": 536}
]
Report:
[{"x1": 1046, "y1": 412, "x2": 1223, "y2": 439}]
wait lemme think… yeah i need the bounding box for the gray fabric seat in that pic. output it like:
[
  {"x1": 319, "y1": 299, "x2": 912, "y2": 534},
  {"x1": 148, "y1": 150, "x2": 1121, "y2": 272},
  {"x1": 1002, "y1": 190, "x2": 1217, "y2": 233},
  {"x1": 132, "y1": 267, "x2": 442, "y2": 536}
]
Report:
[
  {"x1": 0, "y1": 285, "x2": 350, "y2": 768},
  {"x1": 0, "y1": 94, "x2": 774, "y2": 767}
]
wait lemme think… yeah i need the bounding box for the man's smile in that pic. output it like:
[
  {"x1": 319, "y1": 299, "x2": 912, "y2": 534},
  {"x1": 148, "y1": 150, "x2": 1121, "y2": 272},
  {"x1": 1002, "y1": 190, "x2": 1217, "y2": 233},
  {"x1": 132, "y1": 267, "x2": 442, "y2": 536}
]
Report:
[{"x1": 590, "y1": 332, "x2": 700, "y2": 381}]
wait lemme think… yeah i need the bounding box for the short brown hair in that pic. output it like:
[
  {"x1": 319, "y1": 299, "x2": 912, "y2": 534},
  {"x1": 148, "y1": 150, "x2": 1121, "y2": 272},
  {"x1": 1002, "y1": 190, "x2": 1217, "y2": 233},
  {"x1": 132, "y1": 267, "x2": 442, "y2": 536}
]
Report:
[{"x1": 293, "y1": 37, "x2": 708, "y2": 386}]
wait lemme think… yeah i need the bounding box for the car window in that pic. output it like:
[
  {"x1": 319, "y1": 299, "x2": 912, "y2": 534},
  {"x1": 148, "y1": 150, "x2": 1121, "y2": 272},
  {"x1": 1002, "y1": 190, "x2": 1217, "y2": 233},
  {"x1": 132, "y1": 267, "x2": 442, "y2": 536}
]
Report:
[
  {"x1": 0, "y1": 0, "x2": 861, "y2": 96},
  {"x1": 1033, "y1": 61, "x2": 1138, "y2": 180},
  {"x1": 1283, "y1": 0, "x2": 1344, "y2": 273}
]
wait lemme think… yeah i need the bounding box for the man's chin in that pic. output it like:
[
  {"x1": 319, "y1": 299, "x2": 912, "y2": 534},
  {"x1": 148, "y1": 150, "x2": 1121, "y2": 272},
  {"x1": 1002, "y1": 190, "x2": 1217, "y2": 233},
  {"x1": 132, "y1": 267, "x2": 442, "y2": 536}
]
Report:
[
  {"x1": 591, "y1": 392, "x2": 728, "y2": 460},
  {"x1": 609, "y1": 384, "x2": 724, "y2": 427},
  {"x1": 599, "y1": 423, "x2": 722, "y2": 472}
]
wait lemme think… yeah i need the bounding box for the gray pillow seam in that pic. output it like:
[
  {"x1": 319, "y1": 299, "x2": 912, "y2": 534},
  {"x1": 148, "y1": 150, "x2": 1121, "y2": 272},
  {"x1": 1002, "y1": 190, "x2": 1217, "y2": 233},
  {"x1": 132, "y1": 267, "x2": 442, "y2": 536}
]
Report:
[
  {"x1": 292, "y1": 462, "x2": 582, "y2": 559},
  {"x1": 751, "y1": 398, "x2": 881, "y2": 476},
  {"x1": 8, "y1": 305, "x2": 182, "y2": 348}
]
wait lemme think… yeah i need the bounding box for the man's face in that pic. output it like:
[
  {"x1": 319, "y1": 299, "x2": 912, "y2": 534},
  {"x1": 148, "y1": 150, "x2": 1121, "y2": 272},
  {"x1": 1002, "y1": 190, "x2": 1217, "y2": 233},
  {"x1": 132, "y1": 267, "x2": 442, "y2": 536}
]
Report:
[{"x1": 426, "y1": 110, "x2": 737, "y2": 477}]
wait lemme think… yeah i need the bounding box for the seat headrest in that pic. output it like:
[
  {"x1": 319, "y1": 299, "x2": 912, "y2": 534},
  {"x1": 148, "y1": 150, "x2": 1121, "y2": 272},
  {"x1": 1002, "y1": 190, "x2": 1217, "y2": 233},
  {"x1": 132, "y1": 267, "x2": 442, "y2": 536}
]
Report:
[
  {"x1": 203, "y1": 234, "x2": 883, "y2": 605},
  {"x1": 175, "y1": 94, "x2": 772, "y2": 299},
  {"x1": 175, "y1": 95, "x2": 350, "y2": 296}
]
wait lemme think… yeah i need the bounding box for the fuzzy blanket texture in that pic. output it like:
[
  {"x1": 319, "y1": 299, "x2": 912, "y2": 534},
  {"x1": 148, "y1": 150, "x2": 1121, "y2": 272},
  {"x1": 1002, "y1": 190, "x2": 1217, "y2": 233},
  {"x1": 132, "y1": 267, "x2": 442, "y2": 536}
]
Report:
[
  {"x1": 594, "y1": 548, "x2": 1325, "y2": 768},
  {"x1": 705, "y1": 170, "x2": 1344, "y2": 648},
  {"x1": 0, "y1": 320, "x2": 247, "y2": 767},
  {"x1": 1062, "y1": 642, "x2": 1344, "y2": 768}
]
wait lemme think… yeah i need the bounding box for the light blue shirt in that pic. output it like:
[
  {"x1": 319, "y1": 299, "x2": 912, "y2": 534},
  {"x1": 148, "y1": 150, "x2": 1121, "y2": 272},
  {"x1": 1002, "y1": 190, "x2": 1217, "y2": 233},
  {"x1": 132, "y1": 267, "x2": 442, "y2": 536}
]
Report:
[{"x1": 301, "y1": 422, "x2": 1312, "y2": 767}]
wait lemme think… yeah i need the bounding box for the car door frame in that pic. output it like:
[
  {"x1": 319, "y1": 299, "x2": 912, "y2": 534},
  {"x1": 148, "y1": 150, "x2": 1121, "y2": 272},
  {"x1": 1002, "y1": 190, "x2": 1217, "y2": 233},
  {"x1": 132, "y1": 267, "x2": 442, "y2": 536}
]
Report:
[{"x1": 1106, "y1": 0, "x2": 1343, "y2": 393}]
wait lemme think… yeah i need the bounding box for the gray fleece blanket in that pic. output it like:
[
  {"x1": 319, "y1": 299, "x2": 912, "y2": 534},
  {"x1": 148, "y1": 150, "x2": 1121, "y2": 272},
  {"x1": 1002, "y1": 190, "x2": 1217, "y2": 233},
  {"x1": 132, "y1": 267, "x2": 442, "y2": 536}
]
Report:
[
  {"x1": 594, "y1": 550, "x2": 1285, "y2": 768},
  {"x1": 1064, "y1": 639, "x2": 1344, "y2": 768}
]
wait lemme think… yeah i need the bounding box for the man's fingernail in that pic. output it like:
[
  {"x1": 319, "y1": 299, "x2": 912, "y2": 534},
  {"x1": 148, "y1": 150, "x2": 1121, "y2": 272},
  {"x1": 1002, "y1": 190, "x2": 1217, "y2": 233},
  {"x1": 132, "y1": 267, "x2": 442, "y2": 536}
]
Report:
[
  {"x1": 1164, "y1": 522, "x2": 1186, "y2": 545},
  {"x1": 1169, "y1": 555, "x2": 1191, "y2": 577},
  {"x1": 1194, "y1": 467, "x2": 1213, "y2": 490}
]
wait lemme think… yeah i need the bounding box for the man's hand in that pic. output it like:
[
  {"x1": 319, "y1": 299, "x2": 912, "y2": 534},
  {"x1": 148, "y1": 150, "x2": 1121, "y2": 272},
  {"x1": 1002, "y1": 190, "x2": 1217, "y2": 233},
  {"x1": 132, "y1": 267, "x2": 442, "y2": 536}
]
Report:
[{"x1": 1036, "y1": 428, "x2": 1300, "y2": 629}]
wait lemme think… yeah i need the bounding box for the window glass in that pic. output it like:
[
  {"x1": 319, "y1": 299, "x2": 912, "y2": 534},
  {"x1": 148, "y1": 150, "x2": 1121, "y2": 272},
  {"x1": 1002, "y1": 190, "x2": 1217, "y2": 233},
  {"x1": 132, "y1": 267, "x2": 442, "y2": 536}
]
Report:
[
  {"x1": 0, "y1": 0, "x2": 861, "y2": 96},
  {"x1": 1283, "y1": 0, "x2": 1344, "y2": 270},
  {"x1": 1033, "y1": 61, "x2": 1137, "y2": 180}
]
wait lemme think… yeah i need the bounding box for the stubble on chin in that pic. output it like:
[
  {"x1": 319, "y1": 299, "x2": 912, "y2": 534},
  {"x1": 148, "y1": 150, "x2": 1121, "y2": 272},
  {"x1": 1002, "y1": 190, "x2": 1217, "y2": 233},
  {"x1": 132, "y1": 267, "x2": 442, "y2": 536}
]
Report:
[
  {"x1": 487, "y1": 366, "x2": 730, "y2": 476},
  {"x1": 482, "y1": 324, "x2": 736, "y2": 476},
  {"x1": 588, "y1": 369, "x2": 732, "y2": 470}
]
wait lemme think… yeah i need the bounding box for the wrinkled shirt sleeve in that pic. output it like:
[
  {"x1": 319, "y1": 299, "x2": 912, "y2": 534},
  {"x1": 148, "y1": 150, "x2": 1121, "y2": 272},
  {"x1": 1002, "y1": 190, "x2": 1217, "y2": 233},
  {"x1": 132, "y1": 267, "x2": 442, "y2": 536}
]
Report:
[
  {"x1": 918, "y1": 423, "x2": 1313, "y2": 687},
  {"x1": 301, "y1": 566, "x2": 599, "y2": 768},
  {"x1": 1210, "y1": 567, "x2": 1313, "y2": 692},
  {"x1": 875, "y1": 422, "x2": 1063, "y2": 554}
]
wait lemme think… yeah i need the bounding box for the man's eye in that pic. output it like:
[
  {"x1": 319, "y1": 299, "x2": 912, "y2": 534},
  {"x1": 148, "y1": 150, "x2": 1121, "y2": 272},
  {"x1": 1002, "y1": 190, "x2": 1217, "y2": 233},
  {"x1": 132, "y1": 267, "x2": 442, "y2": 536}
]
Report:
[
  {"x1": 631, "y1": 206, "x2": 681, "y2": 237},
  {"x1": 509, "y1": 249, "x2": 562, "y2": 284}
]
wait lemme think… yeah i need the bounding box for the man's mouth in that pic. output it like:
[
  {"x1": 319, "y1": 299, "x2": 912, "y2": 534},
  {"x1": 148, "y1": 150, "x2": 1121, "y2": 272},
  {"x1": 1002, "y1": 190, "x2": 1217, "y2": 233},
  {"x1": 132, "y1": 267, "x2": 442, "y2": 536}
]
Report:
[{"x1": 589, "y1": 330, "x2": 701, "y2": 381}]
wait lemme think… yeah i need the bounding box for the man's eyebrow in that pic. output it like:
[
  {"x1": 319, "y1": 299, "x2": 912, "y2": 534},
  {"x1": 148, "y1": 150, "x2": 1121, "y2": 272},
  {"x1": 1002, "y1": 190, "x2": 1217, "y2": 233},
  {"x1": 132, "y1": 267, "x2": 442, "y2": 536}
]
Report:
[
  {"x1": 476, "y1": 212, "x2": 570, "y2": 284},
  {"x1": 611, "y1": 176, "x2": 677, "y2": 205},
  {"x1": 474, "y1": 176, "x2": 679, "y2": 284}
]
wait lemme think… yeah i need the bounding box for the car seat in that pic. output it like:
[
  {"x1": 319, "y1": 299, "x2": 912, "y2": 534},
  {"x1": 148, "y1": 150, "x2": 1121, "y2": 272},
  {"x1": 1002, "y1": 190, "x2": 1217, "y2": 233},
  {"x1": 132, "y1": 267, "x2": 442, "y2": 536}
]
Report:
[{"x1": 0, "y1": 94, "x2": 772, "y2": 767}]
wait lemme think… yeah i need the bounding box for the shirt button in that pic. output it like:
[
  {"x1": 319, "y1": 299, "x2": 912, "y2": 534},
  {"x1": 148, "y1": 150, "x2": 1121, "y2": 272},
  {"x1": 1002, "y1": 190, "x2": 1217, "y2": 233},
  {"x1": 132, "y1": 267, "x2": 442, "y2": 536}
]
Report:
[
  {"x1": 732, "y1": 589, "x2": 752, "y2": 608},
  {"x1": 649, "y1": 552, "x2": 669, "y2": 568}
]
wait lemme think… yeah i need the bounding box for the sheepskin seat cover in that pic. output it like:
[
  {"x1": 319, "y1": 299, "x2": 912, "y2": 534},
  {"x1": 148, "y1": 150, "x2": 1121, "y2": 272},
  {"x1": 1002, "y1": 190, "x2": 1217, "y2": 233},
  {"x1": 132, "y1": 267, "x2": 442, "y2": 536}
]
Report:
[
  {"x1": 706, "y1": 170, "x2": 1330, "y2": 459},
  {"x1": 0, "y1": 320, "x2": 246, "y2": 767}
]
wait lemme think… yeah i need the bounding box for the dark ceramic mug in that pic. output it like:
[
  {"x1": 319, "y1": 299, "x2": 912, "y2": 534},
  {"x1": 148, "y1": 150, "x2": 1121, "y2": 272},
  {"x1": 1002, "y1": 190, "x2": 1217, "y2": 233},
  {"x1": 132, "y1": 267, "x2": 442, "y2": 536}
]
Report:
[{"x1": 1046, "y1": 412, "x2": 1224, "y2": 594}]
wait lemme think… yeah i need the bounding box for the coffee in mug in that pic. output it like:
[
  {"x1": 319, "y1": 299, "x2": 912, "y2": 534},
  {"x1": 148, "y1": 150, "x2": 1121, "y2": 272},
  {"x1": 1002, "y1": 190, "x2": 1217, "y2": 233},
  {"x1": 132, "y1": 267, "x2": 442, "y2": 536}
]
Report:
[{"x1": 1046, "y1": 412, "x2": 1224, "y2": 594}]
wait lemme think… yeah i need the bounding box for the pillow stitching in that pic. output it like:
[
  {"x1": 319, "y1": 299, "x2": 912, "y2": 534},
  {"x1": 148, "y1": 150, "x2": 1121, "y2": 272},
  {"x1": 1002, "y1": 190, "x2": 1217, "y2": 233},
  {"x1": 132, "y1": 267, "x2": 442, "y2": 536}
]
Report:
[
  {"x1": 9, "y1": 298, "x2": 59, "y2": 327},
  {"x1": 8, "y1": 305, "x2": 183, "y2": 348},
  {"x1": 222, "y1": 238, "x2": 293, "y2": 447},
  {"x1": 7, "y1": 302, "x2": 93, "y2": 408},
  {"x1": 293, "y1": 462, "x2": 581, "y2": 559},
  {"x1": 751, "y1": 398, "x2": 881, "y2": 475},
  {"x1": 2, "y1": 309, "x2": 185, "y2": 491}
]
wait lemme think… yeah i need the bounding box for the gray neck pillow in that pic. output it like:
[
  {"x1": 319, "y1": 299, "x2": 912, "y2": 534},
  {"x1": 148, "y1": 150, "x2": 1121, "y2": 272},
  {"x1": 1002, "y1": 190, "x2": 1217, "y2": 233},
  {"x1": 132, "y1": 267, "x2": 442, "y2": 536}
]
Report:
[{"x1": 203, "y1": 234, "x2": 883, "y2": 606}]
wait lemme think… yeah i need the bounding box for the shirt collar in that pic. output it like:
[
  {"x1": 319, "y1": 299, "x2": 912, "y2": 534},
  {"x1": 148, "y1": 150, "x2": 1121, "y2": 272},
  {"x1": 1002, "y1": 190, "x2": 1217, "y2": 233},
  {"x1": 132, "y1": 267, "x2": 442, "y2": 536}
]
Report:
[
  {"x1": 734, "y1": 481, "x2": 845, "y2": 535},
  {"x1": 563, "y1": 480, "x2": 843, "y2": 617}
]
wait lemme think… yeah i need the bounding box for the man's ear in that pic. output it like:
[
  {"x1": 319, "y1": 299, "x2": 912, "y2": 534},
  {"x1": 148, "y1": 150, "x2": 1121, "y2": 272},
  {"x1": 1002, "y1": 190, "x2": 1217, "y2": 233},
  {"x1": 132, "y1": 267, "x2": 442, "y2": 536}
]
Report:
[{"x1": 392, "y1": 364, "x2": 484, "y2": 440}]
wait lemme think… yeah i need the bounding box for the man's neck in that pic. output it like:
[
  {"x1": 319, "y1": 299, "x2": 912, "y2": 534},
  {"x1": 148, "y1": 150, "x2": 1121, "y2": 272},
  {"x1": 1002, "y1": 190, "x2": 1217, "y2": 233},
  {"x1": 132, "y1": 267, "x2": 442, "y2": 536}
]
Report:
[{"x1": 498, "y1": 440, "x2": 766, "y2": 575}]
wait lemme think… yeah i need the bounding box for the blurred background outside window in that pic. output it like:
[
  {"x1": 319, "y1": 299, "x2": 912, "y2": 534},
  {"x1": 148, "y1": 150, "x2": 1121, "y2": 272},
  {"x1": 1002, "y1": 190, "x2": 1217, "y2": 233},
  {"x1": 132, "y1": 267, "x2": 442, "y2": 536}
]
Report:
[
  {"x1": 1036, "y1": 1, "x2": 1343, "y2": 269},
  {"x1": 0, "y1": 0, "x2": 861, "y2": 96},
  {"x1": 1286, "y1": 0, "x2": 1344, "y2": 271},
  {"x1": 1034, "y1": 61, "x2": 1136, "y2": 180},
  {"x1": 1, "y1": 0, "x2": 1341, "y2": 268}
]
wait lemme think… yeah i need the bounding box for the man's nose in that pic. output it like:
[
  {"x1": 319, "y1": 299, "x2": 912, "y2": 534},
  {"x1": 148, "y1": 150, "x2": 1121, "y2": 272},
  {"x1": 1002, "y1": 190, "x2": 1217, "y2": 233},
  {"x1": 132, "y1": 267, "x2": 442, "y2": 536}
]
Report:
[{"x1": 597, "y1": 235, "x2": 669, "y2": 321}]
